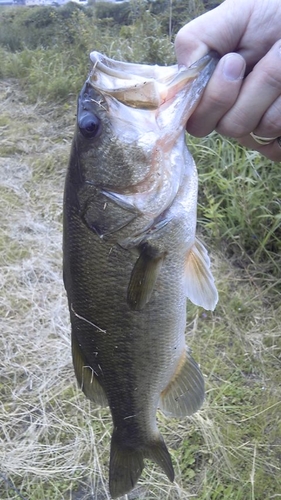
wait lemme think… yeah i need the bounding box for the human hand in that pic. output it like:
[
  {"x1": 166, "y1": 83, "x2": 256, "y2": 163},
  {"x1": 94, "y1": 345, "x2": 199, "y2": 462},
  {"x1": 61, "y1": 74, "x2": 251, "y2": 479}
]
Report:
[{"x1": 175, "y1": 0, "x2": 281, "y2": 161}]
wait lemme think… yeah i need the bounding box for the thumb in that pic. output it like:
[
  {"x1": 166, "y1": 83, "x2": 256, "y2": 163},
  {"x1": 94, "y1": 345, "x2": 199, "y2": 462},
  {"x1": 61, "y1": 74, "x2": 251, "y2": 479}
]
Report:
[
  {"x1": 175, "y1": 20, "x2": 210, "y2": 67},
  {"x1": 175, "y1": 1, "x2": 246, "y2": 67}
]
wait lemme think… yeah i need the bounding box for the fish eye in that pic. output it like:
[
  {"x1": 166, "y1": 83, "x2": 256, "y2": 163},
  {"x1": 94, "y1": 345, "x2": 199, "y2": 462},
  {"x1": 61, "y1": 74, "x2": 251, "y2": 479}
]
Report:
[{"x1": 78, "y1": 113, "x2": 101, "y2": 139}]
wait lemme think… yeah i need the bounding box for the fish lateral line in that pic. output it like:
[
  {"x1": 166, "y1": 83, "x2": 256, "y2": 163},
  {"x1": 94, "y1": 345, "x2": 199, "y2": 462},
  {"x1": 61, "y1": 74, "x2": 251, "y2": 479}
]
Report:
[{"x1": 70, "y1": 304, "x2": 107, "y2": 334}]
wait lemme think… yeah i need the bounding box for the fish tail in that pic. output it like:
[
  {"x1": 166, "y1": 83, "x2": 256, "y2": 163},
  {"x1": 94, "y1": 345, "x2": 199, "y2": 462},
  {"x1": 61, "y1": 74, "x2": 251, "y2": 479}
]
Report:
[
  {"x1": 109, "y1": 429, "x2": 174, "y2": 498},
  {"x1": 146, "y1": 435, "x2": 175, "y2": 482}
]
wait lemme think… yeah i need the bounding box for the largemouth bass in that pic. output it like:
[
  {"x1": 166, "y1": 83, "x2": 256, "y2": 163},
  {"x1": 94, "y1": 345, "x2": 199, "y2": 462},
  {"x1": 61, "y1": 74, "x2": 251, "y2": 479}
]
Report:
[{"x1": 63, "y1": 51, "x2": 219, "y2": 498}]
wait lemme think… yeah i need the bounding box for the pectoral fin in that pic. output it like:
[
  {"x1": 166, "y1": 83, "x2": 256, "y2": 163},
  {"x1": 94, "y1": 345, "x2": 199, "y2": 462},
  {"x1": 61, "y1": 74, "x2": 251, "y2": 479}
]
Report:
[
  {"x1": 72, "y1": 332, "x2": 108, "y2": 407},
  {"x1": 127, "y1": 244, "x2": 165, "y2": 311},
  {"x1": 184, "y1": 238, "x2": 218, "y2": 311},
  {"x1": 159, "y1": 347, "x2": 204, "y2": 417}
]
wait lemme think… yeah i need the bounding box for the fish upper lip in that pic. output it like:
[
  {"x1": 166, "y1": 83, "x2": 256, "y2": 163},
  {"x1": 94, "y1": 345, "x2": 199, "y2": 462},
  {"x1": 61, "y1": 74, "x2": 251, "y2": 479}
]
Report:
[
  {"x1": 88, "y1": 51, "x2": 219, "y2": 110},
  {"x1": 89, "y1": 51, "x2": 178, "y2": 82}
]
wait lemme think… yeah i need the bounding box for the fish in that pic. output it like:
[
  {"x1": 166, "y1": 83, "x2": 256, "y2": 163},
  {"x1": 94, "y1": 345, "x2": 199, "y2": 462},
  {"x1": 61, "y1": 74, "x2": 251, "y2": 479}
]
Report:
[{"x1": 63, "y1": 51, "x2": 219, "y2": 498}]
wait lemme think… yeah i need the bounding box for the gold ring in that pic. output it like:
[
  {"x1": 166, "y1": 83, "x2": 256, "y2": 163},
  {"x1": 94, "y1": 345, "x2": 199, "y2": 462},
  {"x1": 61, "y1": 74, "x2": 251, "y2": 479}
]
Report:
[{"x1": 250, "y1": 132, "x2": 278, "y2": 145}]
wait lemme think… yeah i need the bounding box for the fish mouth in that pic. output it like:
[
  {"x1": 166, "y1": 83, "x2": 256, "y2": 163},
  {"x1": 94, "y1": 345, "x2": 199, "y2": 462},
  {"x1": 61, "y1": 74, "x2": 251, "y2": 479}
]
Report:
[{"x1": 88, "y1": 51, "x2": 219, "y2": 110}]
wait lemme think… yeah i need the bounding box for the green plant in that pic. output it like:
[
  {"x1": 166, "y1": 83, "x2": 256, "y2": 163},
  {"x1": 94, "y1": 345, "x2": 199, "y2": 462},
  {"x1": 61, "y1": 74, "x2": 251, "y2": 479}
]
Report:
[{"x1": 188, "y1": 133, "x2": 281, "y2": 275}]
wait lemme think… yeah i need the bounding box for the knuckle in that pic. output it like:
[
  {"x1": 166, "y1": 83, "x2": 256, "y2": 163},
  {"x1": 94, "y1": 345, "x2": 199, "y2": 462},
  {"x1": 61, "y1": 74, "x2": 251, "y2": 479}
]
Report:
[
  {"x1": 260, "y1": 67, "x2": 281, "y2": 91},
  {"x1": 257, "y1": 43, "x2": 281, "y2": 91},
  {"x1": 260, "y1": 119, "x2": 281, "y2": 138},
  {"x1": 260, "y1": 99, "x2": 281, "y2": 136},
  {"x1": 253, "y1": 97, "x2": 281, "y2": 138},
  {"x1": 174, "y1": 26, "x2": 186, "y2": 46},
  {"x1": 217, "y1": 110, "x2": 250, "y2": 138}
]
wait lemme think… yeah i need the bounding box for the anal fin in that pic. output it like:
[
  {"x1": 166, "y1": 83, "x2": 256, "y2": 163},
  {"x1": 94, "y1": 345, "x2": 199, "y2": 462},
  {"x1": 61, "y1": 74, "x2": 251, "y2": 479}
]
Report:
[
  {"x1": 72, "y1": 331, "x2": 108, "y2": 407},
  {"x1": 185, "y1": 238, "x2": 218, "y2": 311},
  {"x1": 127, "y1": 244, "x2": 165, "y2": 311},
  {"x1": 159, "y1": 347, "x2": 205, "y2": 417}
]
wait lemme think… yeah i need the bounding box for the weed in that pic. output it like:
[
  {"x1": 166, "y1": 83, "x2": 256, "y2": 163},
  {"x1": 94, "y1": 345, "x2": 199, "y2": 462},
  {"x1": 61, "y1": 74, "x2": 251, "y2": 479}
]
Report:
[{"x1": 190, "y1": 133, "x2": 281, "y2": 276}]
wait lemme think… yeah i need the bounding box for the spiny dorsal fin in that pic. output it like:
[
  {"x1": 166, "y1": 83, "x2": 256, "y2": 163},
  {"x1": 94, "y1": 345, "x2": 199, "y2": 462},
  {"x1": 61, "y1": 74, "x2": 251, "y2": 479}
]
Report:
[
  {"x1": 72, "y1": 331, "x2": 108, "y2": 407},
  {"x1": 184, "y1": 238, "x2": 218, "y2": 311},
  {"x1": 127, "y1": 245, "x2": 165, "y2": 311},
  {"x1": 159, "y1": 347, "x2": 205, "y2": 417}
]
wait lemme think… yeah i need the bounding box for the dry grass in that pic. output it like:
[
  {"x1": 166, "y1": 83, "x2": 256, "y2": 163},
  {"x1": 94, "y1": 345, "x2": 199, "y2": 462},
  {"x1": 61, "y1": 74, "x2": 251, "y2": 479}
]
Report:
[{"x1": 0, "y1": 79, "x2": 280, "y2": 500}]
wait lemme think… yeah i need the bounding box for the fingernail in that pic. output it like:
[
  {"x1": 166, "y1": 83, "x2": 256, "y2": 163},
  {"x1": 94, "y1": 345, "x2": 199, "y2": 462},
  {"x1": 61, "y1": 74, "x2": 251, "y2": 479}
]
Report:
[{"x1": 222, "y1": 54, "x2": 246, "y2": 81}]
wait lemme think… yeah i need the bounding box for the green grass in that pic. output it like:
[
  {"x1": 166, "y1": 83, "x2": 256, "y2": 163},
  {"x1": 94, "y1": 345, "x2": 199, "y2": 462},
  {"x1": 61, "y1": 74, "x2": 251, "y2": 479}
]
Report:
[
  {"x1": 0, "y1": 12, "x2": 280, "y2": 500},
  {"x1": 189, "y1": 134, "x2": 281, "y2": 275}
]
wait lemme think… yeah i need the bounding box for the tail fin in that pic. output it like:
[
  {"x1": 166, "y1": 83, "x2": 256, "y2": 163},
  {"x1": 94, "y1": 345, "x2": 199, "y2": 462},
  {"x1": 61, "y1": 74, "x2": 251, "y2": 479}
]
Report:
[{"x1": 109, "y1": 429, "x2": 174, "y2": 498}]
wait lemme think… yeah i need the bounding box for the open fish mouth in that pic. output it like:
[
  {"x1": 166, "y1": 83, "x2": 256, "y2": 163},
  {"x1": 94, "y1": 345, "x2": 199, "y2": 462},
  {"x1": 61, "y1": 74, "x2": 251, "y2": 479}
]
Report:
[{"x1": 88, "y1": 51, "x2": 219, "y2": 109}]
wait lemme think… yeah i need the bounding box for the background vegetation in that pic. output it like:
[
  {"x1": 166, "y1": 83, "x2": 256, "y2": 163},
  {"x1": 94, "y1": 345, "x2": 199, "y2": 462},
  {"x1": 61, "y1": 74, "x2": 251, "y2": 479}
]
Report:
[{"x1": 0, "y1": 1, "x2": 280, "y2": 499}]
